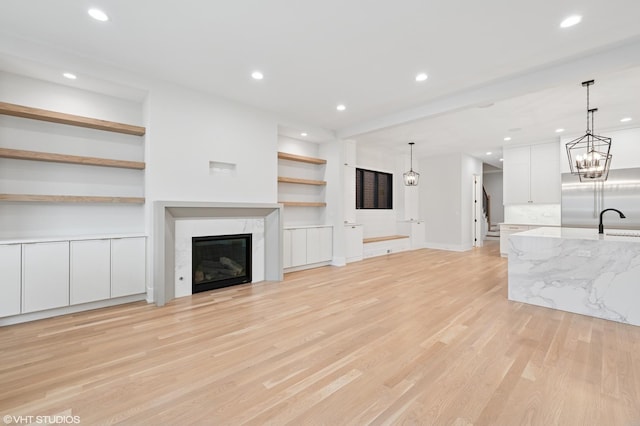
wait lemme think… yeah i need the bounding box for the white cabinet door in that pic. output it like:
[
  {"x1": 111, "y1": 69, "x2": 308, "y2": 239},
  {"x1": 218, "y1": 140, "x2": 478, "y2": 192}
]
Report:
[
  {"x1": 289, "y1": 229, "x2": 307, "y2": 267},
  {"x1": 345, "y1": 225, "x2": 363, "y2": 262},
  {"x1": 307, "y1": 226, "x2": 332, "y2": 264},
  {"x1": 0, "y1": 244, "x2": 21, "y2": 317},
  {"x1": 70, "y1": 239, "x2": 111, "y2": 305},
  {"x1": 283, "y1": 229, "x2": 293, "y2": 268},
  {"x1": 530, "y1": 142, "x2": 561, "y2": 204},
  {"x1": 410, "y1": 221, "x2": 426, "y2": 249},
  {"x1": 111, "y1": 237, "x2": 146, "y2": 298},
  {"x1": 22, "y1": 241, "x2": 69, "y2": 313},
  {"x1": 504, "y1": 143, "x2": 561, "y2": 204},
  {"x1": 503, "y1": 145, "x2": 531, "y2": 204},
  {"x1": 344, "y1": 140, "x2": 356, "y2": 166}
]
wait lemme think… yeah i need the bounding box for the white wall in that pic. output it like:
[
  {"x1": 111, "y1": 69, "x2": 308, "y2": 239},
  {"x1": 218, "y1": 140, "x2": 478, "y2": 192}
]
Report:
[
  {"x1": 277, "y1": 135, "x2": 326, "y2": 226},
  {"x1": 0, "y1": 71, "x2": 145, "y2": 239},
  {"x1": 420, "y1": 154, "x2": 462, "y2": 249},
  {"x1": 319, "y1": 140, "x2": 345, "y2": 264},
  {"x1": 461, "y1": 154, "x2": 483, "y2": 249},
  {"x1": 483, "y1": 170, "x2": 504, "y2": 224},
  {"x1": 420, "y1": 153, "x2": 481, "y2": 251},
  {"x1": 355, "y1": 144, "x2": 404, "y2": 238},
  {"x1": 145, "y1": 83, "x2": 278, "y2": 204}
]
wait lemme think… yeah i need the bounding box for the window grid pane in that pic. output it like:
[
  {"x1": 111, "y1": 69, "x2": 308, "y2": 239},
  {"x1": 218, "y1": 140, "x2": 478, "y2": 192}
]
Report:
[{"x1": 355, "y1": 168, "x2": 392, "y2": 210}]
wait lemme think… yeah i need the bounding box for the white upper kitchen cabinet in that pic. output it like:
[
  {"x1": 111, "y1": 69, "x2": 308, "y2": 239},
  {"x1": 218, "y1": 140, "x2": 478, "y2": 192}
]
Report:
[
  {"x1": 111, "y1": 237, "x2": 146, "y2": 298},
  {"x1": 0, "y1": 244, "x2": 21, "y2": 317},
  {"x1": 503, "y1": 142, "x2": 560, "y2": 204},
  {"x1": 70, "y1": 239, "x2": 111, "y2": 305},
  {"x1": 22, "y1": 241, "x2": 70, "y2": 313}
]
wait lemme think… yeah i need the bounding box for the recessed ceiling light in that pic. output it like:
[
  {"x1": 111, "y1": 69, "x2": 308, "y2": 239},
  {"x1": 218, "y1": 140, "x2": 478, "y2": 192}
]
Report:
[
  {"x1": 88, "y1": 8, "x2": 109, "y2": 22},
  {"x1": 251, "y1": 71, "x2": 264, "y2": 80},
  {"x1": 499, "y1": 158, "x2": 504, "y2": 162},
  {"x1": 620, "y1": 117, "x2": 632, "y2": 122},
  {"x1": 560, "y1": 15, "x2": 582, "y2": 28},
  {"x1": 555, "y1": 128, "x2": 565, "y2": 133},
  {"x1": 415, "y1": 73, "x2": 428, "y2": 82},
  {"x1": 504, "y1": 137, "x2": 512, "y2": 141},
  {"x1": 336, "y1": 104, "x2": 346, "y2": 111},
  {"x1": 63, "y1": 72, "x2": 77, "y2": 80},
  {"x1": 300, "y1": 132, "x2": 308, "y2": 137},
  {"x1": 486, "y1": 152, "x2": 492, "y2": 156}
]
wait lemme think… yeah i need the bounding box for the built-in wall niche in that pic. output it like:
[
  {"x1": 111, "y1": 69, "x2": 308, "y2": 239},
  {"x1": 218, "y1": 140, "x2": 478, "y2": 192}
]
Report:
[{"x1": 209, "y1": 161, "x2": 237, "y2": 176}]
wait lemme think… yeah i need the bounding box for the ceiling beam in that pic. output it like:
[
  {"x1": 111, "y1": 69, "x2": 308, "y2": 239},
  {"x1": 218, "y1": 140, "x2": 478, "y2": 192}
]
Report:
[{"x1": 337, "y1": 36, "x2": 640, "y2": 139}]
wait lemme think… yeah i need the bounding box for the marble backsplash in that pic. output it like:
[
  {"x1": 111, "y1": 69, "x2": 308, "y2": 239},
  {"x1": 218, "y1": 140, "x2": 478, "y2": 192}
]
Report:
[
  {"x1": 174, "y1": 218, "x2": 265, "y2": 298},
  {"x1": 504, "y1": 204, "x2": 561, "y2": 225}
]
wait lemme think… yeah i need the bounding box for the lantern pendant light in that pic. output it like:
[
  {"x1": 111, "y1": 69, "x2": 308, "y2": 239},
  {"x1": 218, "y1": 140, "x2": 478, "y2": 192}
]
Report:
[
  {"x1": 403, "y1": 142, "x2": 419, "y2": 186},
  {"x1": 565, "y1": 80, "x2": 612, "y2": 182}
]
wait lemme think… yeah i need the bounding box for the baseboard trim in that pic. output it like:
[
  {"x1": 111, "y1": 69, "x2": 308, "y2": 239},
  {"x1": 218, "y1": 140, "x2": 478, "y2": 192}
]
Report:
[{"x1": 0, "y1": 294, "x2": 148, "y2": 327}]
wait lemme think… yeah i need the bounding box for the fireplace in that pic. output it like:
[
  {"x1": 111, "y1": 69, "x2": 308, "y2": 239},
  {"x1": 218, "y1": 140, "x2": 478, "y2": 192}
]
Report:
[{"x1": 192, "y1": 233, "x2": 252, "y2": 294}]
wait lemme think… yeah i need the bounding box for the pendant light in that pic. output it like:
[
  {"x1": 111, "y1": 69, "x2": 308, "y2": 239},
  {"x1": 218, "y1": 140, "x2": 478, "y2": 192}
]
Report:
[
  {"x1": 565, "y1": 80, "x2": 612, "y2": 182},
  {"x1": 403, "y1": 142, "x2": 419, "y2": 186}
]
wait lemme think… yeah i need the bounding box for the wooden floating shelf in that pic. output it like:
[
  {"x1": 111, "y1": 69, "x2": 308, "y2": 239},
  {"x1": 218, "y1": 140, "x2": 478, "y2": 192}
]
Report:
[
  {"x1": 0, "y1": 101, "x2": 146, "y2": 136},
  {"x1": 277, "y1": 176, "x2": 326, "y2": 186},
  {"x1": 0, "y1": 194, "x2": 145, "y2": 204},
  {"x1": 279, "y1": 201, "x2": 327, "y2": 207},
  {"x1": 0, "y1": 148, "x2": 145, "y2": 170},
  {"x1": 277, "y1": 152, "x2": 326, "y2": 165},
  {"x1": 363, "y1": 235, "x2": 410, "y2": 244}
]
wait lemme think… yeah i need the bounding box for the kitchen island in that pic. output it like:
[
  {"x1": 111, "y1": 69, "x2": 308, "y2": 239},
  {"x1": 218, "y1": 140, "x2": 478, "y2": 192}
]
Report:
[{"x1": 508, "y1": 227, "x2": 640, "y2": 326}]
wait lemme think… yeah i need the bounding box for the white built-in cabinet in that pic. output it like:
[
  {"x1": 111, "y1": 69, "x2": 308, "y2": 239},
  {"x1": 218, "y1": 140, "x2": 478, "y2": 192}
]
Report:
[
  {"x1": 0, "y1": 236, "x2": 146, "y2": 318},
  {"x1": 503, "y1": 142, "x2": 560, "y2": 204},
  {"x1": 0, "y1": 244, "x2": 21, "y2": 317},
  {"x1": 70, "y1": 239, "x2": 111, "y2": 305},
  {"x1": 22, "y1": 241, "x2": 70, "y2": 313},
  {"x1": 344, "y1": 224, "x2": 363, "y2": 263},
  {"x1": 111, "y1": 237, "x2": 146, "y2": 297},
  {"x1": 283, "y1": 226, "x2": 332, "y2": 270}
]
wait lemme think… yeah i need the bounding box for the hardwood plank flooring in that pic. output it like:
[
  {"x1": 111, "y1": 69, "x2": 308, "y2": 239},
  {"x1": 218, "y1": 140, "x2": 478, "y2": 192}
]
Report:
[{"x1": 1, "y1": 241, "x2": 639, "y2": 425}]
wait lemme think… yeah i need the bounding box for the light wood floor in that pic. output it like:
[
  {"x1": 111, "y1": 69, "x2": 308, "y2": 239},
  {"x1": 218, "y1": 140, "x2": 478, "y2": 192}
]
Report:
[{"x1": 1, "y1": 241, "x2": 639, "y2": 425}]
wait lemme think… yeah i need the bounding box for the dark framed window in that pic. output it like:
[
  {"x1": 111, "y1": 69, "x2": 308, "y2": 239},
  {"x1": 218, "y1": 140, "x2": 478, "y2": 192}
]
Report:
[{"x1": 356, "y1": 168, "x2": 393, "y2": 209}]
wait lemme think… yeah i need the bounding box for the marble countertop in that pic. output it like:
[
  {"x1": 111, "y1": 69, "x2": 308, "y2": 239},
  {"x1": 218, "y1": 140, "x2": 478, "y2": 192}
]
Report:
[{"x1": 513, "y1": 226, "x2": 640, "y2": 243}]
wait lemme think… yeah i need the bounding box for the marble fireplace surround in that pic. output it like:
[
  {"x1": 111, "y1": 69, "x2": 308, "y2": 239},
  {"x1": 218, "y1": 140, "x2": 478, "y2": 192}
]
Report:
[{"x1": 153, "y1": 201, "x2": 283, "y2": 306}]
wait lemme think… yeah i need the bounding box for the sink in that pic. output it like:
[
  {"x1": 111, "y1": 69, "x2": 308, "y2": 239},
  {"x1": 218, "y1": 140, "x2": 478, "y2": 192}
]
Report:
[{"x1": 606, "y1": 232, "x2": 640, "y2": 237}]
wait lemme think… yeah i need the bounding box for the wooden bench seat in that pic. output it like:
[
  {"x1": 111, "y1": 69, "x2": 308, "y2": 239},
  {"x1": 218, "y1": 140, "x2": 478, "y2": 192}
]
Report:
[{"x1": 363, "y1": 235, "x2": 410, "y2": 244}]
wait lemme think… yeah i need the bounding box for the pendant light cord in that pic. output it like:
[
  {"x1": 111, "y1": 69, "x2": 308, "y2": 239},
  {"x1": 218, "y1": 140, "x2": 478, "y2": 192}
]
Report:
[{"x1": 586, "y1": 82, "x2": 590, "y2": 134}]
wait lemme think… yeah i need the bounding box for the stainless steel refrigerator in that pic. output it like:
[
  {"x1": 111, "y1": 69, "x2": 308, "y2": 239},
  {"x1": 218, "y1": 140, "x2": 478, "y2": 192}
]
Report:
[{"x1": 561, "y1": 167, "x2": 640, "y2": 229}]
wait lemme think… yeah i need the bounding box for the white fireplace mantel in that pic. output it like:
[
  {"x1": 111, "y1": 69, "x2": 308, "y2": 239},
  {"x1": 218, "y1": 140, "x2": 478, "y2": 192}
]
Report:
[{"x1": 153, "y1": 201, "x2": 283, "y2": 306}]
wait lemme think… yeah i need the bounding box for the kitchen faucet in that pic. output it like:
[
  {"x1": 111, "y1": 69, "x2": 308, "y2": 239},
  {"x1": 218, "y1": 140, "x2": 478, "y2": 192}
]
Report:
[{"x1": 599, "y1": 208, "x2": 626, "y2": 234}]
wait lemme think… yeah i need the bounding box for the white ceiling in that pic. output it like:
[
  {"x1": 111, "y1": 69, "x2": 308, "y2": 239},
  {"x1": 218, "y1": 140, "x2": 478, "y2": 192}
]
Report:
[{"x1": 1, "y1": 0, "x2": 640, "y2": 167}]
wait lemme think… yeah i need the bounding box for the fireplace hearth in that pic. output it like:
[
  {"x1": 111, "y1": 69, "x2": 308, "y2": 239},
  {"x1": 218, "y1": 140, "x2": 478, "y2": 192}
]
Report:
[{"x1": 192, "y1": 234, "x2": 252, "y2": 293}]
